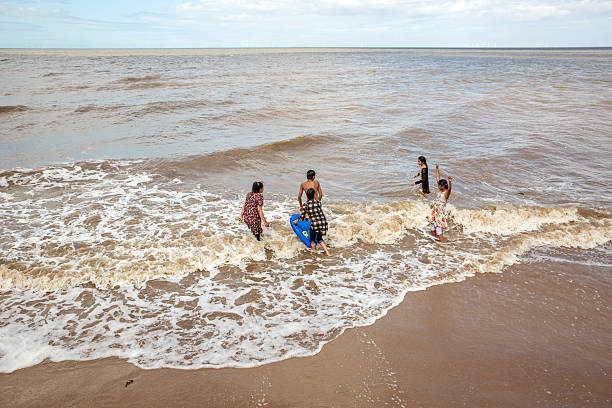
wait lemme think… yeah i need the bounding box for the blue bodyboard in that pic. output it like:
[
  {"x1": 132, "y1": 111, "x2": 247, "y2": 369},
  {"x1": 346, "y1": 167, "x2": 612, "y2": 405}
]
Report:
[{"x1": 290, "y1": 213, "x2": 320, "y2": 248}]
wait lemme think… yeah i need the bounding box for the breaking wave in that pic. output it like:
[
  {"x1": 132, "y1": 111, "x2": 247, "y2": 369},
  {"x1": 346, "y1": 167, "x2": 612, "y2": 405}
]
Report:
[
  {"x1": 0, "y1": 161, "x2": 609, "y2": 292},
  {"x1": 0, "y1": 159, "x2": 610, "y2": 374}
]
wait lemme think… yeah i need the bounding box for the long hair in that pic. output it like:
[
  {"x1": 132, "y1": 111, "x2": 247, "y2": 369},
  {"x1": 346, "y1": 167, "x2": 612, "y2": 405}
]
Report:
[
  {"x1": 306, "y1": 188, "x2": 316, "y2": 200},
  {"x1": 418, "y1": 156, "x2": 427, "y2": 167},
  {"x1": 251, "y1": 181, "x2": 263, "y2": 193}
]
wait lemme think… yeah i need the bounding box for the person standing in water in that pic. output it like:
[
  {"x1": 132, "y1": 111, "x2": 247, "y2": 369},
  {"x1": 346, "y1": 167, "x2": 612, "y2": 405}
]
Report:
[
  {"x1": 414, "y1": 156, "x2": 430, "y2": 194},
  {"x1": 430, "y1": 164, "x2": 452, "y2": 242},
  {"x1": 238, "y1": 181, "x2": 269, "y2": 241},
  {"x1": 298, "y1": 169, "x2": 323, "y2": 210},
  {"x1": 294, "y1": 188, "x2": 330, "y2": 256}
]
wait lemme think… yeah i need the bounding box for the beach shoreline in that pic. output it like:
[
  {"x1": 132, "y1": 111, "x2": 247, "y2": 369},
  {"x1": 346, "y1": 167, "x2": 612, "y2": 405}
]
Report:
[{"x1": 2, "y1": 256, "x2": 610, "y2": 408}]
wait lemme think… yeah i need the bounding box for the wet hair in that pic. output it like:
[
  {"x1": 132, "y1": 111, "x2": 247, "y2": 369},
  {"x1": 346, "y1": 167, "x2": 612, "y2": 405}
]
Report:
[
  {"x1": 306, "y1": 170, "x2": 316, "y2": 180},
  {"x1": 252, "y1": 181, "x2": 263, "y2": 193},
  {"x1": 438, "y1": 179, "x2": 448, "y2": 189},
  {"x1": 306, "y1": 188, "x2": 316, "y2": 200},
  {"x1": 418, "y1": 156, "x2": 427, "y2": 167}
]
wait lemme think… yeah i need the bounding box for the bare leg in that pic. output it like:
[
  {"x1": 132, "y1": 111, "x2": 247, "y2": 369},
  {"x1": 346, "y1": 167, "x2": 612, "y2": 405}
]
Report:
[
  {"x1": 319, "y1": 241, "x2": 330, "y2": 256},
  {"x1": 438, "y1": 233, "x2": 444, "y2": 242}
]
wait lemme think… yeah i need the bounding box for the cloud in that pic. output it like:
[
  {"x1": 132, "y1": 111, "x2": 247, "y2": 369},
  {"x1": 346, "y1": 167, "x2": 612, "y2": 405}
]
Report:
[
  {"x1": 505, "y1": 2, "x2": 569, "y2": 21},
  {"x1": 173, "y1": 0, "x2": 612, "y2": 22},
  {"x1": 0, "y1": 0, "x2": 610, "y2": 47},
  {"x1": 174, "y1": 0, "x2": 490, "y2": 18},
  {"x1": 0, "y1": 3, "x2": 71, "y2": 20}
]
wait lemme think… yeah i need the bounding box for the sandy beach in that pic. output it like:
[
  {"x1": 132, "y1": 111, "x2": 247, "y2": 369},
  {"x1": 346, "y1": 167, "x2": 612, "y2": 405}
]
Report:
[{"x1": 2, "y1": 254, "x2": 610, "y2": 408}]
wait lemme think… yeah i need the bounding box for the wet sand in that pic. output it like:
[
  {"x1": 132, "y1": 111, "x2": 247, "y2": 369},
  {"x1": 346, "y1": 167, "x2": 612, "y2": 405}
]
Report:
[{"x1": 2, "y1": 257, "x2": 610, "y2": 408}]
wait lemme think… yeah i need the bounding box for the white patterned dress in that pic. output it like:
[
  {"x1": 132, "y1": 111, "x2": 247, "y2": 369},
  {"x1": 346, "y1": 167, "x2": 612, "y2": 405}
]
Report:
[{"x1": 431, "y1": 191, "x2": 448, "y2": 229}]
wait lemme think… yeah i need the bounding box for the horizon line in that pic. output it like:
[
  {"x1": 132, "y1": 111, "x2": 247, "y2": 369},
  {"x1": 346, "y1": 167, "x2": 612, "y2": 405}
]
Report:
[{"x1": 1, "y1": 46, "x2": 611, "y2": 50}]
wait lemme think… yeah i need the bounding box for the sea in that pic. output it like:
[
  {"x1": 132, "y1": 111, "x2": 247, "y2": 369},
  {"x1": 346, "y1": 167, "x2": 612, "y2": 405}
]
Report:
[{"x1": 0, "y1": 48, "x2": 610, "y2": 373}]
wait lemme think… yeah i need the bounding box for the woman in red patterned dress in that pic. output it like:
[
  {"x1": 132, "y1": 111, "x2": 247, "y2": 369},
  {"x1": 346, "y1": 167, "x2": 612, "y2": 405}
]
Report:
[{"x1": 238, "y1": 181, "x2": 269, "y2": 241}]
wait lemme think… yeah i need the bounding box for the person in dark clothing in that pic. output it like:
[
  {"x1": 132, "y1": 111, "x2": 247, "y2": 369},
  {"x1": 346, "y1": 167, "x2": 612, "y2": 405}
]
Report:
[
  {"x1": 294, "y1": 188, "x2": 330, "y2": 256},
  {"x1": 414, "y1": 156, "x2": 430, "y2": 194}
]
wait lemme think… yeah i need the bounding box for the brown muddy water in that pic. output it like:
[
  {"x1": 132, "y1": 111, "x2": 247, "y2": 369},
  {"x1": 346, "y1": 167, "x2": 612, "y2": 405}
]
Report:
[{"x1": 0, "y1": 48, "x2": 610, "y2": 373}]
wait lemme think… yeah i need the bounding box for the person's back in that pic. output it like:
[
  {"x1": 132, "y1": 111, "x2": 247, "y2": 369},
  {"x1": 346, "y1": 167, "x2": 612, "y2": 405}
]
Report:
[{"x1": 298, "y1": 169, "x2": 323, "y2": 210}]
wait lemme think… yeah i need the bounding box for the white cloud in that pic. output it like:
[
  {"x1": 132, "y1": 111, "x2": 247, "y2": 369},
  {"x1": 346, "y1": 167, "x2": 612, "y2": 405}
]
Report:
[
  {"x1": 0, "y1": 0, "x2": 610, "y2": 47},
  {"x1": 155, "y1": 0, "x2": 612, "y2": 45},
  {"x1": 505, "y1": 2, "x2": 569, "y2": 21},
  {"x1": 173, "y1": 0, "x2": 612, "y2": 22},
  {"x1": 0, "y1": 3, "x2": 70, "y2": 19}
]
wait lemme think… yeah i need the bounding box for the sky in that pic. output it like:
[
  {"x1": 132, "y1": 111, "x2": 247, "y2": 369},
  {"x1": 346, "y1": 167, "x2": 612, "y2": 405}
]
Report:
[{"x1": 0, "y1": 0, "x2": 611, "y2": 48}]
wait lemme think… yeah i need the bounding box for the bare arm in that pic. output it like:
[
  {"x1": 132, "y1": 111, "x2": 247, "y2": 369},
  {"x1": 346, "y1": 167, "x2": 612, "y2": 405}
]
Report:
[
  {"x1": 257, "y1": 205, "x2": 269, "y2": 227},
  {"x1": 298, "y1": 203, "x2": 310, "y2": 221},
  {"x1": 237, "y1": 200, "x2": 246, "y2": 222},
  {"x1": 436, "y1": 163, "x2": 440, "y2": 182},
  {"x1": 316, "y1": 181, "x2": 323, "y2": 201},
  {"x1": 298, "y1": 184, "x2": 304, "y2": 209},
  {"x1": 445, "y1": 176, "x2": 452, "y2": 200}
]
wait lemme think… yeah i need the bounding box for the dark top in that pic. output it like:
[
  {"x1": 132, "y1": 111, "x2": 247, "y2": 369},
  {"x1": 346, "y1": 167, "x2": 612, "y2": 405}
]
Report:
[{"x1": 414, "y1": 167, "x2": 430, "y2": 194}]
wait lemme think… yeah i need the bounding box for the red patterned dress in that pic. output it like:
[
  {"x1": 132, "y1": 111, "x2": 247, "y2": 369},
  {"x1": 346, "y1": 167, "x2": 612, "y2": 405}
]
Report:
[{"x1": 243, "y1": 192, "x2": 264, "y2": 236}]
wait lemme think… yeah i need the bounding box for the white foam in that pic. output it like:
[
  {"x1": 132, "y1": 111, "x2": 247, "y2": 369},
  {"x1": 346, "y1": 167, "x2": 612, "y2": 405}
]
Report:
[
  {"x1": 452, "y1": 205, "x2": 581, "y2": 235},
  {"x1": 0, "y1": 164, "x2": 610, "y2": 373}
]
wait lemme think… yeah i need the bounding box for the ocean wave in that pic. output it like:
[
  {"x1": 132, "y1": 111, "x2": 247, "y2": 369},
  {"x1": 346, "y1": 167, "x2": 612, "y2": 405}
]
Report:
[
  {"x1": 90, "y1": 75, "x2": 170, "y2": 91},
  {"x1": 452, "y1": 205, "x2": 582, "y2": 235},
  {"x1": 471, "y1": 219, "x2": 611, "y2": 277},
  {"x1": 204, "y1": 105, "x2": 319, "y2": 124},
  {"x1": 0, "y1": 160, "x2": 609, "y2": 293},
  {"x1": 155, "y1": 133, "x2": 341, "y2": 175},
  {"x1": 0, "y1": 162, "x2": 610, "y2": 374},
  {"x1": 0, "y1": 132, "x2": 335, "y2": 186},
  {"x1": 0, "y1": 105, "x2": 28, "y2": 114},
  {"x1": 132, "y1": 99, "x2": 216, "y2": 116},
  {"x1": 74, "y1": 104, "x2": 126, "y2": 114},
  {"x1": 118, "y1": 75, "x2": 161, "y2": 83}
]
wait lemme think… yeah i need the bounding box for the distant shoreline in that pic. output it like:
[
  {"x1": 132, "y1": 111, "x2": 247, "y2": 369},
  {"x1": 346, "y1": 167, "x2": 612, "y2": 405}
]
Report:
[{"x1": 1, "y1": 46, "x2": 610, "y2": 56}]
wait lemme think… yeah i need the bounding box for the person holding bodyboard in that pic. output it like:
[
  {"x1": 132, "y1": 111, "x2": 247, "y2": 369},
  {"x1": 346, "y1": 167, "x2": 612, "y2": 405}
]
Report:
[{"x1": 293, "y1": 188, "x2": 330, "y2": 256}]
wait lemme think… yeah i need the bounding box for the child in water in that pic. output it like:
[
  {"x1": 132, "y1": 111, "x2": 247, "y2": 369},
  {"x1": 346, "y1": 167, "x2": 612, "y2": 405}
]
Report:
[
  {"x1": 414, "y1": 155, "x2": 430, "y2": 194},
  {"x1": 431, "y1": 164, "x2": 452, "y2": 242},
  {"x1": 238, "y1": 181, "x2": 269, "y2": 241},
  {"x1": 294, "y1": 188, "x2": 330, "y2": 256}
]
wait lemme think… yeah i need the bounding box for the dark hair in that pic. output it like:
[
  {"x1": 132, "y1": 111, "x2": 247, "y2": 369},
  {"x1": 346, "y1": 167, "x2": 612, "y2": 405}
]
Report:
[
  {"x1": 438, "y1": 179, "x2": 448, "y2": 189},
  {"x1": 418, "y1": 156, "x2": 427, "y2": 167},
  {"x1": 252, "y1": 181, "x2": 263, "y2": 193},
  {"x1": 306, "y1": 188, "x2": 316, "y2": 200},
  {"x1": 306, "y1": 170, "x2": 316, "y2": 180}
]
